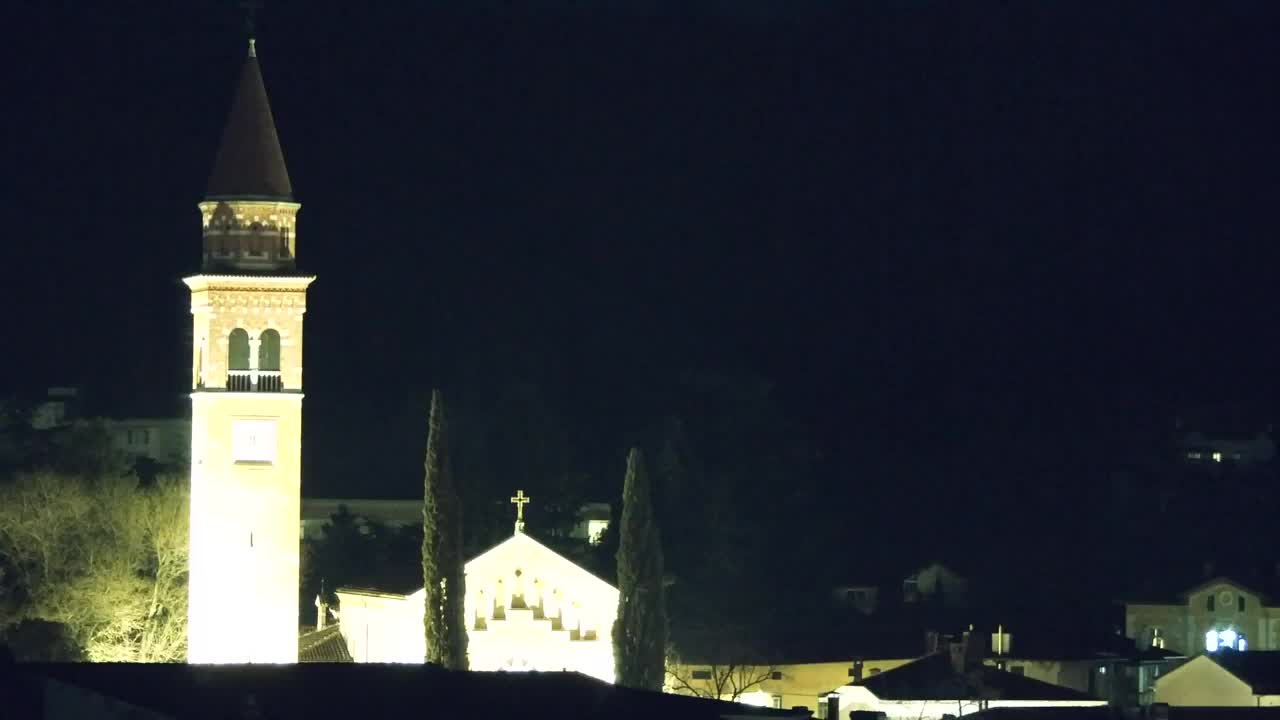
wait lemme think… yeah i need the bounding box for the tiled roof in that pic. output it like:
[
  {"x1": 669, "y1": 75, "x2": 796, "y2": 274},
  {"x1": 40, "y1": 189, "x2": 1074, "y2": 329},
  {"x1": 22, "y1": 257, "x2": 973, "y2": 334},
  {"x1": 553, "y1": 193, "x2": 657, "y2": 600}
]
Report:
[
  {"x1": 298, "y1": 625, "x2": 352, "y2": 663},
  {"x1": 854, "y1": 652, "x2": 1098, "y2": 702},
  {"x1": 206, "y1": 40, "x2": 292, "y2": 200}
]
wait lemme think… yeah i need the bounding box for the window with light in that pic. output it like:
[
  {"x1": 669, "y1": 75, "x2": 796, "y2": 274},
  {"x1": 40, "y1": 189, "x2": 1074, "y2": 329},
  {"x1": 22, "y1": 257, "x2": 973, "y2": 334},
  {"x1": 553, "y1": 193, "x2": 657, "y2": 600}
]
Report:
[{"x1": 1205, "y1": 628, "x2": 1246, "y2": 652}]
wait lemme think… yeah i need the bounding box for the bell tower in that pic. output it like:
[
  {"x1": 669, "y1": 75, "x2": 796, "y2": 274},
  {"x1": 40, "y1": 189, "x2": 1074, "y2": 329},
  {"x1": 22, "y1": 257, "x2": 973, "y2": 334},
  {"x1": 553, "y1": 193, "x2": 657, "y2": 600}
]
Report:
[{"x1": 185, "y1": 35, "x2": 314, "y2": 663}]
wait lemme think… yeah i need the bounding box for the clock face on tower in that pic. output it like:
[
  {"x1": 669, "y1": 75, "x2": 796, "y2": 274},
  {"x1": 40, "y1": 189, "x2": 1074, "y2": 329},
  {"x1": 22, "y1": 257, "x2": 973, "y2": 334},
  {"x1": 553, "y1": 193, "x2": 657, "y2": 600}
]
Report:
[{"x1": 232, "y1": 419, "x2": 277, "y2": 464}]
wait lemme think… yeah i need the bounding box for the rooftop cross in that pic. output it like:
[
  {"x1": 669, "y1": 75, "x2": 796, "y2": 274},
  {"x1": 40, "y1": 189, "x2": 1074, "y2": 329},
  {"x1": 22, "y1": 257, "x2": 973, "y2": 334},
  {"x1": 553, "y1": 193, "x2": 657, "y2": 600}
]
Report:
[
  {"x1": 241, "y1": 0, "x2": 262, "y2": 41},
  {"x1": 510, "y1": 490, "x2": 531, "y2": 534}
]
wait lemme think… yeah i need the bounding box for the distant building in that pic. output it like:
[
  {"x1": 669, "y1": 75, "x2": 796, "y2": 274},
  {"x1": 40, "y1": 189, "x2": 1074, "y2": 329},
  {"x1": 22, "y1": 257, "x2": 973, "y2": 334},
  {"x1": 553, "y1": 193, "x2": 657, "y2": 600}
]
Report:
[
  {"x1": 29, "y1": 387, "x2": 82, "y2": 430},
  {"x1": 830, "y1": 652, "x2": 1106, "y2": 720},
  {"x1": 1125, "y1": 577, "x2": 1280, "y2": 655},
  {"x1": 6, "y1": 386, "x2": 190, "y2": 475},
  {"x1": 831, "y1": 563, "x2": 970, "y2": 615},
  {"x1": 668, "y1": 656, "x2": 917, "y2": 715},
  {"x1": 1179, "y1": 430, "x2": 1275, "y2": 466},
  {"x1": 1174, "y1": 405, "x2": 1276, "y2": 467},
  {"x1": 300, "y1": 498, "x2": 422, "y2": 540},
  {"x1": 570, "y1": 502, "x2": 611, "y2": 545},
  {"x1": 983, "y1": 627, "x2": 1181, "y2": 707},
  {"x1": 301, "y1": 497, "x2": 611, "y2": 543},
  {"x1": 904, "y1": 563, "x2": 970, "y2": 607},
  {"x1": 831, "y1": 585, "x2": 881, "y2": 615},
  {"x1": 101, "y1": 417, "x2": 190, "y2": 468}
]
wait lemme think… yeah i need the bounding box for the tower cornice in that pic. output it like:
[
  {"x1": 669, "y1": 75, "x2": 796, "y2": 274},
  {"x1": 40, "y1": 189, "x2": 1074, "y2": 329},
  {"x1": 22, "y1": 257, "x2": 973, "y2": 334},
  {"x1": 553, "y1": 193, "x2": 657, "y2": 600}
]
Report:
[{"x1": 183, "y1": 274, "x2": 316, "y2": 293}]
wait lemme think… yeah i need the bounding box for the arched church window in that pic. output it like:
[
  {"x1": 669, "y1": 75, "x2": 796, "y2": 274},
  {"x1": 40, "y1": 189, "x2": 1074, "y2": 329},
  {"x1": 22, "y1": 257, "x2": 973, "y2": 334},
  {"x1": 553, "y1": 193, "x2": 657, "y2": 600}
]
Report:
[
  {"x1": 228, "y1": 329, "x2": 250, "y2": 370},
  {"x1": 258, "y1": 329, "x2": 281, "y2": 371}
]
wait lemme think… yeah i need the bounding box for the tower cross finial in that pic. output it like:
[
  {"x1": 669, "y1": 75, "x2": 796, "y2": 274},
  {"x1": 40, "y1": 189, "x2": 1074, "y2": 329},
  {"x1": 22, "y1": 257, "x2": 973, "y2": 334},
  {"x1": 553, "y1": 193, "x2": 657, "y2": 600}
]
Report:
[
  {"x1": 241, "y1": 0, "x2": 263, "y2": 53},
  {"x1": 510, "y1": 490, "x2": 531, "y2": 534}
]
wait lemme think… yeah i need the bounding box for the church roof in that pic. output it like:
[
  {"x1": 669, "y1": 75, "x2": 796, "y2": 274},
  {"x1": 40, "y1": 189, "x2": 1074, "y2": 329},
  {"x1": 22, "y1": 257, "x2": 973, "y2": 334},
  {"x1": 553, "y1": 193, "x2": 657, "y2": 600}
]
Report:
[
  {"x1": 298, "y1": 625, "x2": 353, "y2": 663},
  {"x1": 466, "y1": 531, "x2": 618, "y2": 594},
  {"x1": 206, "y1": 39, "x2": 293, "y2": 200}
]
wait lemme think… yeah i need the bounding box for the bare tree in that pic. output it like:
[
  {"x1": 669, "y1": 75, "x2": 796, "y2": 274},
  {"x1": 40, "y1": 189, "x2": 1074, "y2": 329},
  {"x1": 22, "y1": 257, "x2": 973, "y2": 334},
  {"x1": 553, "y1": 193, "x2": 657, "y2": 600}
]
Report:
[
  {"x1": 665, "y1": 642, "x2": 778, "y2": 702},
  {"x1": 0, "y1": 472, "x2": 188, "y2": 661}
]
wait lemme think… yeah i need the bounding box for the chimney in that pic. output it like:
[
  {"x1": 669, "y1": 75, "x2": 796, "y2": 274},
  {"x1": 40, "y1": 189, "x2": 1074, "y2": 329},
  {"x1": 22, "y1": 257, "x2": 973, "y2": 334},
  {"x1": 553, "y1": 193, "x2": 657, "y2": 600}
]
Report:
[
  {"x1": 991, "y1": 625, "x2": 1013, "y2": 656},
  {"x1": 849, "y1": 659, "x2": 864, "y2": 682},
  {"x1": 948, "y1": 637, "x2": 967, "y2": 675},
  {"x1": 315, "y1": 579, "x2": 330, "y2": 631},
  {"x1": 315, "y1": 595, "x2": 328, "y2": 630},
  {"x1": 962, "y1": 630, "x2": 985, "y2": 673},
  {"x1": 924, "y1": 630, "x2": 940, "y2": 655}
]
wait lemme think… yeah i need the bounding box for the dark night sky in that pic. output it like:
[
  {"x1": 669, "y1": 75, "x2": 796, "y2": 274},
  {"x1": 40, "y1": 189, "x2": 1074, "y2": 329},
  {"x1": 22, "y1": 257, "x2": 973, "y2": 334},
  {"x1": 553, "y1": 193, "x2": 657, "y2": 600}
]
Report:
[{"x1": 4, "y1": 1, "x2": 1279, "y2": 511}]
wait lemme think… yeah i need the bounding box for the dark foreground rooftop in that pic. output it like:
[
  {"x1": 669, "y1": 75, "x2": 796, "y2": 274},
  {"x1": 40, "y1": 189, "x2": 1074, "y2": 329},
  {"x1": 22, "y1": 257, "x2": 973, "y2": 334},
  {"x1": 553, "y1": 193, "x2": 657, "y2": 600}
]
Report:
[
  {"x1": 1, "y1": 661, "x2": 809, "y2": 720},
  {"x1": 855, "y1": 652, "x2": 1098, "y2": 702},
  {"x1": 969, "y1": 707, "x2": 1280, "y2": 720}
]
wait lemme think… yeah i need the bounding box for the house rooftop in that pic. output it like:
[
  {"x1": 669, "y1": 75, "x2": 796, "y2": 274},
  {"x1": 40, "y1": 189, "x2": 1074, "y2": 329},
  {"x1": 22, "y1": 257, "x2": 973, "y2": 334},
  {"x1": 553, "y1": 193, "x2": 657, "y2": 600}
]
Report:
[
  {"x1": 852, "y1": 652, "x2": 1098, "y2": 702},
  {"x1": 969, "y1": 707, "x2": 1280, "y2": 720},
  {"x1": 1212, "y1": 650, "x2": 1280, "y2": 695}
]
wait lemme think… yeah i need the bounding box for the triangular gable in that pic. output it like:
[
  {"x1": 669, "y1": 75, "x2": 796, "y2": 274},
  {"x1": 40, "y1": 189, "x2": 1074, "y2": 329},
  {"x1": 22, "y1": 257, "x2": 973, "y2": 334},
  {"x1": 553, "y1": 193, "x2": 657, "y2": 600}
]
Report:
[
  {"x1": 1181, "y1": 576, "x2": 1267, "y2": 604},
  {"x1": 403, "y1": 533, "x2": 617, "y2": 602},
  {"x1": 1155, "y1": 654, "x2": 1254, "y2": 702}
]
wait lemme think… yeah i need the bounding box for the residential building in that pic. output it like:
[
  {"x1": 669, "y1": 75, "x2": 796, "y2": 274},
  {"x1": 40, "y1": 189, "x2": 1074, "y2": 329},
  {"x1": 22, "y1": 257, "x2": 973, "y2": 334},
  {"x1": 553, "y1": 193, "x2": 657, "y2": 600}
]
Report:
[
  {"x1": 830, "y1": 652, "x2": 1106, "y2": 720},
  {"x1": 103, "y1": 417, "x2": 190, "y2": 468},
  {"x1": 1154, "y1": 651, "x2": 1280, "y2": 707}
]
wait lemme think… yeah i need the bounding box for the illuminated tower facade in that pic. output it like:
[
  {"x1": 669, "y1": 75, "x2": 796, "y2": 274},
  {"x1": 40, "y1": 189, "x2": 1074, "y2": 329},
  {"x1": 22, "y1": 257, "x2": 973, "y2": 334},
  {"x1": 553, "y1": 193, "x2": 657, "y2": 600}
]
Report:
[{"x1": 185, "y1": 38, "x2": 314, "y2": 663}]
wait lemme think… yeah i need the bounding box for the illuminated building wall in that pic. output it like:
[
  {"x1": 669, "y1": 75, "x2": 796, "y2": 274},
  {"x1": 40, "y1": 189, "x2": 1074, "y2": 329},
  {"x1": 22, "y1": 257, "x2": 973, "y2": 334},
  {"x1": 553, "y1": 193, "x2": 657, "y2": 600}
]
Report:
[
  {"x1": 666, "y1": 659, "x2": 916, "y2": 713},
  {"x1": 336, "y1": 531, "x2": 618, "y2": 682},
  {"x1": 186, "y1": 276, "x2": 313, "y2": 663},
  {"x1": 1153, "y1": 654, "x2": 1277, "y2": 707},
  {"x1": 1125, "y1": 578, "x2": 1280, "y2": 656}
]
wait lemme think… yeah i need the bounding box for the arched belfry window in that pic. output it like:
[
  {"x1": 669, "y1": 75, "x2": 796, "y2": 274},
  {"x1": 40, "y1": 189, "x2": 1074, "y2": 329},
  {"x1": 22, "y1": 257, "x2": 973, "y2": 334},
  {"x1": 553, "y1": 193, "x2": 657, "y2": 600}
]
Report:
[
  {"x1": 258, "y1": 329, "x2": 281, "y2": 371},
  {"x1": 227, "y1": 329, "x2": 252, "y2": 392},
  {"x1": 228, "y1": 329, "x2": 250, "y2": 370}
]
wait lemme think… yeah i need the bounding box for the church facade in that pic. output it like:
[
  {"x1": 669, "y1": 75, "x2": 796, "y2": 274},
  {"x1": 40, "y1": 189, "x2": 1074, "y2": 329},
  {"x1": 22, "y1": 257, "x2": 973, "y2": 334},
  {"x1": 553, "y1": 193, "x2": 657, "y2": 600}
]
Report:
[
  {"x1": 1125, "y1": 576, "x2": 1280, "y2": 655},
  {"x1": 186, "y1": 37, "x2": 314, "y2": 663},
  {"x1": 336, "y1": 520, "x2": 618, "y2": 682}
]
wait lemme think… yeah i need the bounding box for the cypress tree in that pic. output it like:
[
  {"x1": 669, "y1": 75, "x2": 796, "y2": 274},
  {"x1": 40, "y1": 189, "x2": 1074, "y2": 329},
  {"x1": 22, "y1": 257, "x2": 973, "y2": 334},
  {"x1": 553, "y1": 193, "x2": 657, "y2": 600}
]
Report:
[
  {"x1": 422, "y1": 389, "x2": 467, "y2": 669},
  {"x1": 613, "y1": 447, "x2": 667, "y2": 690}
]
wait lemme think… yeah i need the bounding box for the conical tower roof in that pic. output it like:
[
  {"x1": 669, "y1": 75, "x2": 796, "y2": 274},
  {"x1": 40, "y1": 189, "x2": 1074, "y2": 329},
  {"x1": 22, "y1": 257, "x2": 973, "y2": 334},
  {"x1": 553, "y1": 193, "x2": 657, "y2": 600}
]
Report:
[{"x1": 206, "y1": 39, "x2": 293, "y2": 200}]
